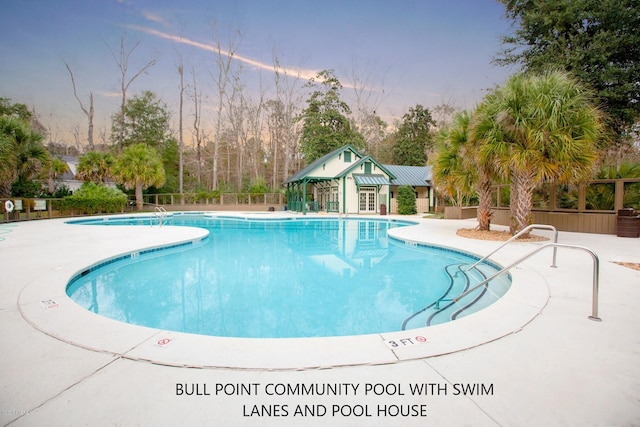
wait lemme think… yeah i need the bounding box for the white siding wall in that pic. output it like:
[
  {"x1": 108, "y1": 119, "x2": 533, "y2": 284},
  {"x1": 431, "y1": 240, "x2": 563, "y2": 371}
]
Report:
[
  {"x1": 307, "y1": 150, "x2": 361, "y2": 178},
  {"x1": 345, "y1": 175, "x2": 358, "y2": 213}
]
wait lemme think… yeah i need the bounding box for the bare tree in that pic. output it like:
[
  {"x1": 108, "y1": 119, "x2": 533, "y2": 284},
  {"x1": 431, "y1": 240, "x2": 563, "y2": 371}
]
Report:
[
  {"x1": 431, "y1": 101, "x2": 459, "y2": 130},
  {"x1": 265, "y1": 99, "x2": 283, "y2": 189},
  {"x1": 345, "y1": 57, "x2": 389, "y2": 156},
  {"x1": 210, "y1": 25, "x2": 241, "y2": 190},
  {"x1": 63, "y1": 60, "x2": 95, "y2": 150},
  {"x1": 107, "y1": 34, "x2": 157, "y2": 148},
  {"x1": 246, "y1": 89, "x2": 265, "y2": 183},
  {"x1": 190, "y1": 67, "x2": 206, "y2": 187},
  {"x1": 225, "y1": 67, "x2": 267, "y2": 189},
  {"x1": 271, "y1": 56, "x2": 304, "y2": 185},
  {"x1": 176, "y1": 55, "x2": 185, "y2": 195},
  {"x1": 225, "y1": 73, "x2": 247, "y2": 190},
  {"x1": 97, "y1": 126, "x2": 109, "y2": 151},
  {"x1": 72, "y1": 124, "x2": 81, "y2": 152}
]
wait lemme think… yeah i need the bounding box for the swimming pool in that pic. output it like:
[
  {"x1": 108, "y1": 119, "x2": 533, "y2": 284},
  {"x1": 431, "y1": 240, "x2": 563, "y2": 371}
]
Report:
[{"x1": 66, "y1": 214, "x2": 510, "y2": 338}]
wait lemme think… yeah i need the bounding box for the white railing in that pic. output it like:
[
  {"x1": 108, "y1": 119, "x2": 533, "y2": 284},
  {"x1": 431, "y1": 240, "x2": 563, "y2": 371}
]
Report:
[{"x1": 152, "y1": 206, "x2": 168, "y2": 227}]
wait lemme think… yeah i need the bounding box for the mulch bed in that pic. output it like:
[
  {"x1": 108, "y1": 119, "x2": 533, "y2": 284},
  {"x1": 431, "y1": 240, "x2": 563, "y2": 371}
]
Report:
[
  {"x1": 613, "y1": 262, "x2": 640, "y2": 272},
  {"x1": 456, "y1": 228, "x2": 549, "y2": 242}
]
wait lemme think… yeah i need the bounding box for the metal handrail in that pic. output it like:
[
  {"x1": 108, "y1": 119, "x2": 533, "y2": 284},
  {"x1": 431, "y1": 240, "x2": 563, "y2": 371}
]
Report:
[
  {"x1": 453, "y1": 243, "x2": 601, "y2": 321},
  {"x1": 152, "y1": 206, "x2": 168, "y2": 227},
  {"x1": 464, "y1": 224, "x2": 559, "y2": 272}
]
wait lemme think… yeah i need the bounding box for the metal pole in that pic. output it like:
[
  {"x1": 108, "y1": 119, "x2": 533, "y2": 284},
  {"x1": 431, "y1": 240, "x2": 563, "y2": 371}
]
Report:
[
  {"x1": 454, "y1": 243, "x2": 601, "y2": 321},
  {"x1": 464, "y1": 224, "x2": 559, "y2": 273}
]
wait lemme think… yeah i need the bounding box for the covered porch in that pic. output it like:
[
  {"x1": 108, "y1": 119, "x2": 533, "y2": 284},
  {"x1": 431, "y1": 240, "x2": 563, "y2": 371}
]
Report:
[{"x1": 285, "y1": 177, "x2": 341, "y2": 214}]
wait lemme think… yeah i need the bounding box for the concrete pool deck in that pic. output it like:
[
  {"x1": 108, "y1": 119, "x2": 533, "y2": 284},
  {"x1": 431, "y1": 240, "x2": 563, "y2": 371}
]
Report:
[{"x1": 1, "y1": 213, "x2": 639, "y2": 426}]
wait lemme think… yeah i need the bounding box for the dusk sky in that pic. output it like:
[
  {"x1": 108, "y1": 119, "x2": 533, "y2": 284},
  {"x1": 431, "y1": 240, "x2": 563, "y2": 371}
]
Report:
[{"x1": 0, "y1": 0, "x2": 516, "y2": 146}]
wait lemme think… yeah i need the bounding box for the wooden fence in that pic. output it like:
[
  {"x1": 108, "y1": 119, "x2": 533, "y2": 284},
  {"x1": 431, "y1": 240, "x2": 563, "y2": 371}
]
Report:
[{"x1": 443, "y1": 178, "x2": 640, "y2": 235}]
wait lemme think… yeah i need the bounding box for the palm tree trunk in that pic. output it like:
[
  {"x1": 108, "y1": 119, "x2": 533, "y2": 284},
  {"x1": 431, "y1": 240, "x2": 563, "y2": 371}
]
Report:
[
  {"x1": 476, "y1": 170, "x2": 493, "y2": 231},
  {"x1": 136, "y1": 180, "x2": 143, "y2": 211},
  {"x1": 511, "y1": 171, "x2": 534, "y2": 235}
]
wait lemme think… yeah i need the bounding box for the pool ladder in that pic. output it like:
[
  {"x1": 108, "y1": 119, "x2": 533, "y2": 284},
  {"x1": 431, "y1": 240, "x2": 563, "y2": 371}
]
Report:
[{"x1": 152, "y1": 206, "x2": 168, "y2": 227}]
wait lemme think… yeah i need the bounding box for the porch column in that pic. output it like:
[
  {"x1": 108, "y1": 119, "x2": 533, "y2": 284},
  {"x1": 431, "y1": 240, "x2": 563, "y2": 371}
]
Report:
[{"x1": 302, "y1": 178, "x2": 307, "y2": 215}]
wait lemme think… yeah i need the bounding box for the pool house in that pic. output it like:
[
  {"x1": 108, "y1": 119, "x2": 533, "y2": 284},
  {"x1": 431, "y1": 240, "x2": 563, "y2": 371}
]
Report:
[{"x1": 284, "y1": 145, "x2": 435, "y2": 214}]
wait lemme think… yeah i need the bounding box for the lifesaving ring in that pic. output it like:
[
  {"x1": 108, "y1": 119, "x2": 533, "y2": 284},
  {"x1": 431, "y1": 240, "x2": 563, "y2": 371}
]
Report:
[{"x1": 4, "y1": 200, "x2": 14, "y2": 213}]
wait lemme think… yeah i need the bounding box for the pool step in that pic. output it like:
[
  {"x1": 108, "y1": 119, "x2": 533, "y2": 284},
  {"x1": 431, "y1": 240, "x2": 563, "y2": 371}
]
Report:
[{"x1": 402, "y1": 263, "x2": 500, "y2": 330}]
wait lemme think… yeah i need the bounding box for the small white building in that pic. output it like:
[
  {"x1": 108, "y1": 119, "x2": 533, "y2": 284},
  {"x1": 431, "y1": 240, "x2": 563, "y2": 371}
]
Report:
[
  {"x1": 284, "y1": 145, "x2": 434, "y2": 214},
  {"x1": 58, "y1": 155, "x2": 83, "y2": 192}
]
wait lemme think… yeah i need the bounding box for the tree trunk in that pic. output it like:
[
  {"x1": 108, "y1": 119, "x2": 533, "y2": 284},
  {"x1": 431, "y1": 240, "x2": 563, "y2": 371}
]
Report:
[
  {"x1": 192, "y1": 69, "x2": 202, "y2": 186},
  {"x1": 178, "y1": 61, "x2": 184, "y2": 194},
  {"x1": 87, "y1": 93, "x2": 94, "y2": 150},
  {"x1": 511, "y1": 171, "x2": 534, "y2": 235},
  {"x1": 476, "y1": 170, "x2": 493, "y2": 231},
  {"x1": 136, "y1": 180, "x2": 143, "y2": 211},
  {"x1": 48, "y1": 174, "x2": 55, "y2": 194}
]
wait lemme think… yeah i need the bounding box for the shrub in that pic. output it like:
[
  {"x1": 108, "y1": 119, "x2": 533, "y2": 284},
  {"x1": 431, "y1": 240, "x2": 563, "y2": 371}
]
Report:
[
  {"x1": 52, "y1": 185, "x2": 72, "y2": 198},
  {"x1": 397, "y1": 185, "x2": 417, "y2": 215},
  {"x1": 60, "y1": 182, "x2": 127, "y2": 214},
  {"x1": 247, "y1": 180, "x2": 269, "y2": 195}
]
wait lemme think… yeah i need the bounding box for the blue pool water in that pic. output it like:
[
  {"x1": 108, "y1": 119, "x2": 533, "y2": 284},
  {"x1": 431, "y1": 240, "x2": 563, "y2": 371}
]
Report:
[{"x1": 66, "y1": 215, "x2": 510, "y2": 338}]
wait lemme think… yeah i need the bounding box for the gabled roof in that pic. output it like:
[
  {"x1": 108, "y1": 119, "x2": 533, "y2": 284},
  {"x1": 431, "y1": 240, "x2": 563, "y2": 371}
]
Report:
[
  {"x1": 284, "y1": 145, "x2": 431, "y2": 187},
  {"x1": 383, "y1": 164, "x2": 432, "y2": 187},
  {"x1": 284, "y1": 145, "x2": 362, "y2": 184},
  {"x1": 336, "y1": 155, "x2": 396, "y2": 180}
]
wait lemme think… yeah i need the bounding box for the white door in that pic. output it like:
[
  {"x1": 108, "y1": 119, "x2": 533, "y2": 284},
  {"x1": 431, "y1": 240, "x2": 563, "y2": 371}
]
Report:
[{"x1": 359, "y1": 187, "x2": 376, "y2": 213}]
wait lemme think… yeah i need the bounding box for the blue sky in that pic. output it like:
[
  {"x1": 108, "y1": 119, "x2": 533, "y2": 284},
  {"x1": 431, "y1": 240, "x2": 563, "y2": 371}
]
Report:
[{"x1": 0, "y1": 0, "x2": 515, "y2": 145}]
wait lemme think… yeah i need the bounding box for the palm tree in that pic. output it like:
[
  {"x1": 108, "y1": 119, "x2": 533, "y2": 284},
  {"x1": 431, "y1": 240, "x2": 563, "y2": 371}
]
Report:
[
  {"x1": 432, "y1": 110, "x2": 498, "y2": 230},
  {"x1": 76, "y1": 151, "x2": 115, "y2": 183},
  {"x1": 467, "y1": 107, "x2": 502, "y2": 231},
  {"x1": 0, "y1": 118, "x2": 20, "y2": 197},
  {"x1": 42, "y1": 157, "x2": 70, "y2": 194},
  {"x1": 431, "y1": 111, "x2": 475, "y2": 207},
  {"x1": 0, "y1": 116, "x2": 47, "y2": 197},
  {"x1": 112, "y1": 143, "x2": 165, "y2": 210},
  {"x1": 475, "y1": 71, "x2": 603, "y2": 234}
]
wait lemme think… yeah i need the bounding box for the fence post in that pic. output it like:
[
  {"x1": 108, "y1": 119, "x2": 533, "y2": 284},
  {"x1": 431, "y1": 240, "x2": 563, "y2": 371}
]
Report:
[
  {"x1": 614, "y1": 180, "x2": 625, "y2": 211},
  {"x1": 578, "y1": 184, "x2": 586, "y2": 212}
]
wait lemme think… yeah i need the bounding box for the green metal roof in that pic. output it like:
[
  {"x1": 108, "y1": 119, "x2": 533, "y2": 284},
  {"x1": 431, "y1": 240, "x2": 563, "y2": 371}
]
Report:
[
  {"x1": 352, "y1": 174, "x2": 392, "y2": 185},
  {"x1": 383, "y1": 164, "x2": 432, "y2": 187},
  {"x1": 284, "y1": 145, "x2": 417, "y2": 186}
]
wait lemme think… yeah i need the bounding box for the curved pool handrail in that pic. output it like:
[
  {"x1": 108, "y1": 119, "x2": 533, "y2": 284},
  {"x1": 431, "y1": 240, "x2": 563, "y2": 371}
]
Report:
[
  {"x1": 153, "y1": 206, "x2": 168, "y2": 227},
  {"x1": 463, "y1": 224, "x2": 559, "y2": 272},
  {"x1": 453, "y1": 242, "x2": 601, "y2": 321},
  {"x1": 401, "y1": 263, "x2": 465, "y2": 330}
]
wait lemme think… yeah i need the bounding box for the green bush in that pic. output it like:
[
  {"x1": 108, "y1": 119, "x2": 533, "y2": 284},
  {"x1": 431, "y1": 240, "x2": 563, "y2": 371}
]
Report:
[
  {"x1": 194, "y1": 189, "x2": 220, "y2": 203},
  {"x1": 61, "y1": 182, "x2": 127, "y2": 214},
  {"x1": 247, "y1": 177, "x2": 270, "y2": 194},
  {"x1": 397, "y1": 185, "x2": 417, "y2": 215}
]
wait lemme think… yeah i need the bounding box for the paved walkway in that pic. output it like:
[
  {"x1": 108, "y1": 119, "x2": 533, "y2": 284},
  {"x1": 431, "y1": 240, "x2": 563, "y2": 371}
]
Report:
[{"x1": 1, "y1": 214, "x2": 639, "y2": 426}]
